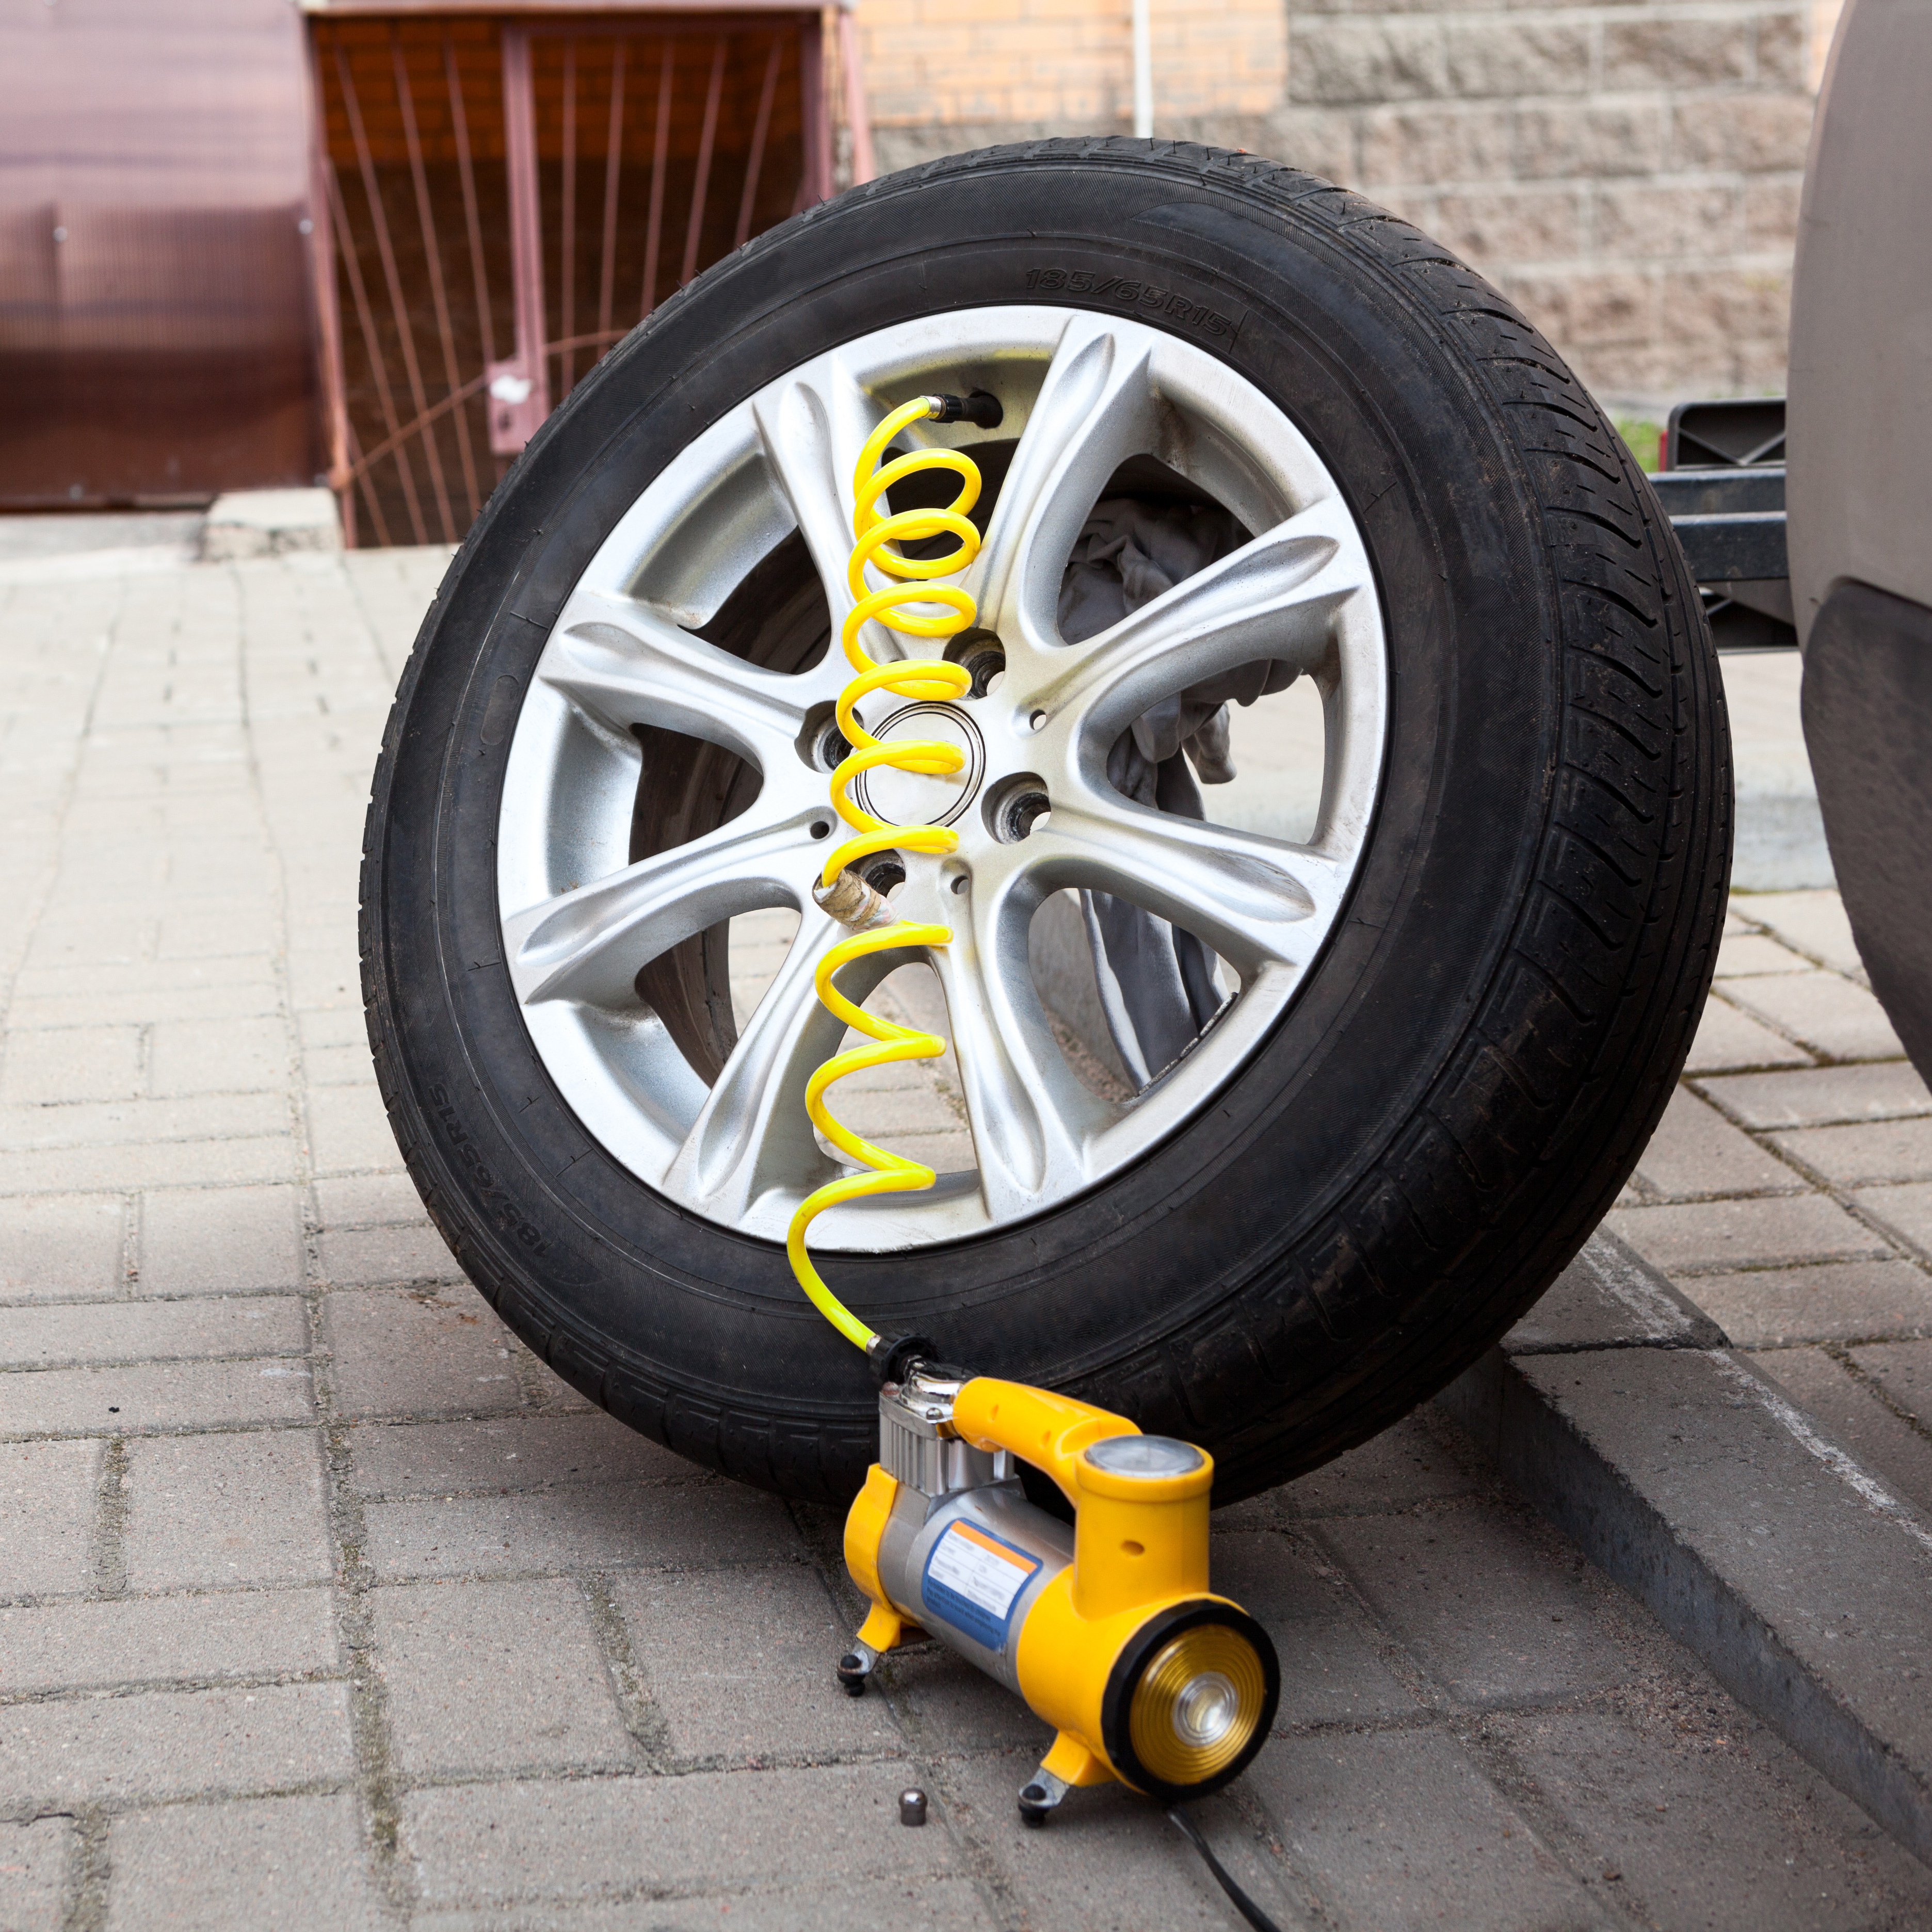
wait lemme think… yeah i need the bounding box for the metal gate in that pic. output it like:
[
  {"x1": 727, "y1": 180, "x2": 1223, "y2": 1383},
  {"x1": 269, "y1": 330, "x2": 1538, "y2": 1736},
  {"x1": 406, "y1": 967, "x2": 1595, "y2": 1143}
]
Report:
[{"x1": 307, "y1": 6, "x2": 830, "y2": 548}]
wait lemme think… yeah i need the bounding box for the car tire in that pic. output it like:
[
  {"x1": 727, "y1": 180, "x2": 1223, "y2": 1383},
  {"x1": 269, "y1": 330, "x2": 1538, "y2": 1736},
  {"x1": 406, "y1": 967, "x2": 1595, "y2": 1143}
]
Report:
[{"x1": 360, "y1": 139, "x2": 1730, "y2": 1504}]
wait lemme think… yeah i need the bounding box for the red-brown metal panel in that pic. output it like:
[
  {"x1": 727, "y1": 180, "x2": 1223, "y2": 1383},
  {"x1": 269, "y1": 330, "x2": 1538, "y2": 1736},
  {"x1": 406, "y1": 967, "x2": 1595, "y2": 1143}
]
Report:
[
  {"x1": 0, "y1": 0, "x2": 827, "y2": 521},
  {"x1": 0, "y1": 0, "x2": 319, "y2": 506}
]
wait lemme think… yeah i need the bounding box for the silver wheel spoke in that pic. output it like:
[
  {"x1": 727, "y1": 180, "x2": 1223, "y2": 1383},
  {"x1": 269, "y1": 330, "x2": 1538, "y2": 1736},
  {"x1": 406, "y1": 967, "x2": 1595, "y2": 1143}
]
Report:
[
  {"x1": 1025, "y1": 497, "x2": 1370, "y2": 740},
  {"x1": 928, "y1": 879, "x2": 1114, "y2": 1218},
  {"x1": 967, "y1": 315, "x2": 1156, "y2": 650},
  {"x1": 1028, "y1": 798, "x2": 1341, "y2": 975},
  {"x1": 545, "y1": 586, "x2": 827, "y2": 768},
  {"x1": 659, "y1": 912, "x2": 891, "y2": 1221},
  {"x1": 504, "y1": 809, "x2": 818, "y2": 1009},
  {"x1": 751, "y1": 357, "x2": 877, "y2": 639}
]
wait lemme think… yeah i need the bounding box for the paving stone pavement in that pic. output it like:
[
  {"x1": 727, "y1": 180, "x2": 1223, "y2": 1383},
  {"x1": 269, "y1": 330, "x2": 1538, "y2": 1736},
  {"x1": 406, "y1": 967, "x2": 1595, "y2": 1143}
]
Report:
[
  {"x1": 4, "y1": 548, "x2": 1931, "y2": 1930},
  {"x1": 1607, "y1": 897, "x2": 1932, "y2": 1531}
]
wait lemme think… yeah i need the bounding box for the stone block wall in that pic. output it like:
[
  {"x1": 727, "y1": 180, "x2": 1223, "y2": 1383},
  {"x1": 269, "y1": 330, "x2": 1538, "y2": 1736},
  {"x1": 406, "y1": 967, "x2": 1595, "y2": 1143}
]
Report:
[
  {"x1": 848, "y1": 0, "x2": 1839, "y2": 404},
  {"x1": 1264, "y1": 1, "x2": 1816, "y2": 400}
]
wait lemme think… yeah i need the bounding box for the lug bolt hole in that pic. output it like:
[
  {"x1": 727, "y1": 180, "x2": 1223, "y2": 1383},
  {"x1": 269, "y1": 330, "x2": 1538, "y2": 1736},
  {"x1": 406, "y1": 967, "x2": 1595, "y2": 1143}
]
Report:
[
  {"x1": 949, "y1": 875, "x2": 968, "y2": 896},
  {"x1": 1002, "y1": 791, "x2": 1049, "y2": 842},
  {"x1": 985, "y1": 775, "x2": 1050, "y2": 845},
  {"x1": 945, "y1": 628, "x2": 1007, "y2": 699},
  {"x1": 810, "y1": 820, "x2": 831, "y2": 840},
  {"x1": 963, "y1": 646, "x2": 1006, "y2": 698},
  {"x1": 1028, "y1": 709, "x2": 1047, "y2": 733}
]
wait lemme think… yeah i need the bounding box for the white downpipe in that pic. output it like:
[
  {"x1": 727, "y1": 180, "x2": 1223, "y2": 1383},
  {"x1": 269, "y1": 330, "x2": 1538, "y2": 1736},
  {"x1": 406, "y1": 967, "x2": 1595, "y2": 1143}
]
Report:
[
  {"x1": 839, "y1": 0, "x2": 877, "y2": 185},
  {"x1": 1131, "y1": 0, "x2": 1153, "y2": 138}
]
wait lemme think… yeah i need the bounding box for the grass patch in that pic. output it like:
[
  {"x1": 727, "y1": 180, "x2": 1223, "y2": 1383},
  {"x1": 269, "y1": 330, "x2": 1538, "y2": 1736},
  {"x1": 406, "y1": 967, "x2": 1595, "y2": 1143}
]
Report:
[{"x1": 1616, "y1": 416, "x2": 1663, "y2": 473}]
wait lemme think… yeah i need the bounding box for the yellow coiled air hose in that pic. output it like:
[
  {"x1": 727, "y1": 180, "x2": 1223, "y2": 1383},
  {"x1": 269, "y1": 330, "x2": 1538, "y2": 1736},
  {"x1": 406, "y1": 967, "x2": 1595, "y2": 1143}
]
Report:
[{"x1": 784, "y1": 394, "x2": 992, "y2": 1350}]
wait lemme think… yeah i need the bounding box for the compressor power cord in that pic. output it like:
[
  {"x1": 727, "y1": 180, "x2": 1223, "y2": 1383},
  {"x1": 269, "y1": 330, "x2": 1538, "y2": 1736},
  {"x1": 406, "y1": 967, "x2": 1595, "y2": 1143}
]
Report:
[
  {"x1": 785, "y1": 391, "x2": 999, "y2": 1350},
  {"x1": 1165, "y1": 1806, "x2": 1285, "y2": 1932}
]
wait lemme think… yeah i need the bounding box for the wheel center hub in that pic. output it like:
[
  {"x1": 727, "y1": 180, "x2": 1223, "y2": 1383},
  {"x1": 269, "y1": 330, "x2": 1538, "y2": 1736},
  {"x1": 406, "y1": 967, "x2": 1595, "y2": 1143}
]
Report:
[{"x1": 850, "y1": 702, "x2": 986, "y2": 831}]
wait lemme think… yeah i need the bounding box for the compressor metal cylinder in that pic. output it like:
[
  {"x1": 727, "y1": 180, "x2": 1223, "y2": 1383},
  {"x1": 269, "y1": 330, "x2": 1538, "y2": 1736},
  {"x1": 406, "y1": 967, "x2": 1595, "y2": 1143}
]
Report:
[{"x1": 840, "y1": 1361, "x2": 1280, "y2": 1819}]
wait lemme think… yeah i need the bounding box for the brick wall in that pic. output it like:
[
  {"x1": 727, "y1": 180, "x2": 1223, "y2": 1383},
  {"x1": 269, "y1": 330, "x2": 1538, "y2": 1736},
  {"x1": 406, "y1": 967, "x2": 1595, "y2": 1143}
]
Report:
[
  {"x1": 854, "y1": 0, "x2": 1286, "y2": 157},
  {"x1": 848, "y1": 0, "x2": 1839, "y2": 405}
]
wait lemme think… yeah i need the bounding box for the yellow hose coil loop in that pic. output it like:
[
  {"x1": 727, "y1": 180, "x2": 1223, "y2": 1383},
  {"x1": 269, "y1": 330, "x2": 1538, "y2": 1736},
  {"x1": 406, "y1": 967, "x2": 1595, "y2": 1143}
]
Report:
[{"x1": 785, "y1": 397, "x2": 983, "y2": 1349}]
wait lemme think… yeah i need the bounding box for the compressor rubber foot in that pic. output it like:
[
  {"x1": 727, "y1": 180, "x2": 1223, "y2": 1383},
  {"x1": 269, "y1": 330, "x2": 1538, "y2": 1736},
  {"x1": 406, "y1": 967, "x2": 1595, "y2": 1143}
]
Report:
[
  {"x1": 836, "y1": 1638, "x2": 881, "y2": 1697},
  {"x1": 1018, "y1": 1768, "x2": 1070, "y2": 1827}
]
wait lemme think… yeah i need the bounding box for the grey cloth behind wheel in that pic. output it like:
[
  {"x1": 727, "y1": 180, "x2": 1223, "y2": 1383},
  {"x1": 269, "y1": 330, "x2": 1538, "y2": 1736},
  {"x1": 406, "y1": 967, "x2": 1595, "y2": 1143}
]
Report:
[{"x1": 1056, "y1": 499, "x2": 1299, "y2": 1088}]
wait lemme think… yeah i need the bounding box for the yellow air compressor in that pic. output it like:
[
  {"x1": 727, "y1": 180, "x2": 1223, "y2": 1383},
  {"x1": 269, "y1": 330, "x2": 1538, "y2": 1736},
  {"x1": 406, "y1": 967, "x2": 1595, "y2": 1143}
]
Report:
[{"x1": 836, "y1": 1356, "x2": 1280, "y2": 1822}]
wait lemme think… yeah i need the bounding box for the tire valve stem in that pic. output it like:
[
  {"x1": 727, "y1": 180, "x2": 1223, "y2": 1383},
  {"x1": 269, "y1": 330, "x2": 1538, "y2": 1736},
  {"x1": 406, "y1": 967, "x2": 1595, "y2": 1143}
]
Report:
[{"x1": 810, "y1": 869, "x2": 897, "y2": 930}]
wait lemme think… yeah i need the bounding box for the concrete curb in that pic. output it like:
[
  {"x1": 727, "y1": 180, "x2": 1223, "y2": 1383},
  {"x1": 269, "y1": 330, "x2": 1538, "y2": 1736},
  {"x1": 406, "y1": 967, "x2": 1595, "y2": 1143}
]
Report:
[
  {"x1": 201, "y1": 488, "x2": 343, "y2": 560},
  {"x1": 1440, "y1": 1230, "x2": 1932, "y2": 1868},
  {"x1": 1718, "y1": 650, "x2": 1836, "y2": 890}
]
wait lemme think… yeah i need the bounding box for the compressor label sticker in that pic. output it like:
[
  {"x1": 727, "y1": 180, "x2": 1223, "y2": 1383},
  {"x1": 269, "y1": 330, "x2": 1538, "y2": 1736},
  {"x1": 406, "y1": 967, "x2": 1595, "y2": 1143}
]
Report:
[{"x1": 922, "y1": 1521, "x2": 1041, "y2": 1654}]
